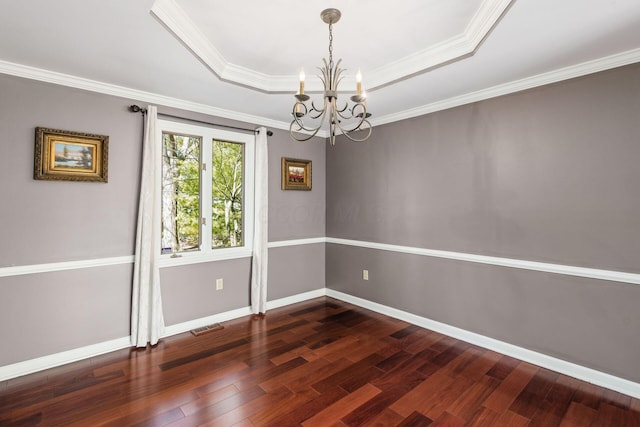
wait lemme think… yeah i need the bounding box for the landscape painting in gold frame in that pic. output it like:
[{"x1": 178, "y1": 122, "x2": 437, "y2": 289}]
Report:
[
  {"x1": 34, "y1": 127, "x2": 108, "y2": 182},
  {"x1": 281, "y1": 157, "x2": 311, "y2": 191}
]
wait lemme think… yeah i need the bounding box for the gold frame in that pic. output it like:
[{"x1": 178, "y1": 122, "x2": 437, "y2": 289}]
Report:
[
  {"x1": 34, "y1": 127, "x2": 108, "y2": 182},
  {"x1": 281, "y1": 157, "x2": 312, "y2": 191}
]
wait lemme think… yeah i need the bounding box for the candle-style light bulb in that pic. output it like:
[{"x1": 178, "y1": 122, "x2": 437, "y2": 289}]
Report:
[
  {"x1": 299, "y1": 69, "x2": 305, "y2": 95},
  {"x1": 356, "y1": 69, "x2": 362, "y2": 96}
]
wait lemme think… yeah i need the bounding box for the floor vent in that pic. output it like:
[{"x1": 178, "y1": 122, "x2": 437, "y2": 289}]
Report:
[{"x1": 191, "y1": 323, "x2": 224, "y2": 336}]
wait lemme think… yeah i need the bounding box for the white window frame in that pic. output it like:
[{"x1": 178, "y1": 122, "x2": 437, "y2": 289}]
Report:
[{"x1": 156, "y1": 119, "x2": 255, "y2": 267}]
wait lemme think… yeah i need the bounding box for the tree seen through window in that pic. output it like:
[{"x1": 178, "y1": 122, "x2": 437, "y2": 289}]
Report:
[{"x1": 161, "y1": 132, "x2": 245, "y2": 255}]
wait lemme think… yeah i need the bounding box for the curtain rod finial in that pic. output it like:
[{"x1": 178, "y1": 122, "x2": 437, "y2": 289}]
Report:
[
  {"x1": 129, "y1": 105, "x2": 147, "y2": 114},
  {"x1": 256, "y1": 129, "x2": 273, "y2": 137}
]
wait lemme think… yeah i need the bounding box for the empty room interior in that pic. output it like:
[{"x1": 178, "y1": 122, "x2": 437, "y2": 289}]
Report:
[{"x1": 1, "y1": 0, "x2": 639, "y2": 425}]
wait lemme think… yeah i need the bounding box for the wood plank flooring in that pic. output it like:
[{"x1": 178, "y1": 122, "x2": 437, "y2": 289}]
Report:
[{"x1": 1, "y1": 297, "x2": 638, "y2": 426}]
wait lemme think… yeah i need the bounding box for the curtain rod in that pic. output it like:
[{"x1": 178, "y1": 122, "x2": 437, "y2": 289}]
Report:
[{"x1": 128, "y1": 105, "x2": 273, "y2": 136}]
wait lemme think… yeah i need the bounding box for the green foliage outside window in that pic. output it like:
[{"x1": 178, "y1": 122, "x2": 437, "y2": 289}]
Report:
[
  {"x1": 212, "y1": 140, "x2": 244, "y2": 248},
  {"x1": 161, "y1": 132, "x2": 244, "y2": 254},
  {"x1": 161, "y1": 133, "x2": 200, "y2": 254}
]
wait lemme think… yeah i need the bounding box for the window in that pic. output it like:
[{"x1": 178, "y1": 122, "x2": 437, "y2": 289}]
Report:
[{"x1": 158, "y1": 120, "x2": 254, "y2": 262}]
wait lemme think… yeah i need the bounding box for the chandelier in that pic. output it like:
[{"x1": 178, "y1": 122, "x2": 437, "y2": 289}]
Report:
[{"x1": 289, "y1": 8, "x2": 372, "y2": 145}]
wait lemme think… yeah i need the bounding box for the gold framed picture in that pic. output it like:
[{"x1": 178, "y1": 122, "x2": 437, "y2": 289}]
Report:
[
  {"x1": 281, "y1": 157, "x2": 311, "y2": 191},
  {"x1": 34, "y1": 127, "x2": 109, "y2": 182}
]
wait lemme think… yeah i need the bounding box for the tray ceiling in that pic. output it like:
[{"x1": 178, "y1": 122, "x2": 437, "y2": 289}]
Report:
[{"x1": 0, "y1": 0, "x2": 639, "y2": 130}]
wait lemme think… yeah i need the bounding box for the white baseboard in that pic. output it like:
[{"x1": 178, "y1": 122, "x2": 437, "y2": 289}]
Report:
[
  {"x1": 326, "y1": 289, "x2": 640, "y2": 399},
  {"x1": 162, "y1": 306, "x2": 253, "y2": 338},
  {"x1": 162, "y1": 288, "x2": 326, "y2": 338},
  {"x1": 0, "y1": 337, "x2": 131, "y2": 382},
  {"x1": 3, "y1": 288, "x2": 638, "y2": 400},
  {"x1": 0, "y1": 289, "x2": 327, "y2": 382},
  {"x1": 266, "y1": 288, "x2": 326, "y2": 310}
]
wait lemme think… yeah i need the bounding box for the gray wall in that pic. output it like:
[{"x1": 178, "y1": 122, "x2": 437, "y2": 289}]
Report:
[
  {"x1": 326, "y1": 63, "x2": 640, "y2": 382},
  {"x1": 0, "y1": 73, "x2": 325, "y2": 367},
  {"x1": 2, "y1": 61, "x2": 638, "y2": 386}
]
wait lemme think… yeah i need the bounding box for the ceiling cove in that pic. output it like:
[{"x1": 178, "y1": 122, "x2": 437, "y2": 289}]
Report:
[{"x1": 150, "y1": 0, "x2": 514, "y2": 93}]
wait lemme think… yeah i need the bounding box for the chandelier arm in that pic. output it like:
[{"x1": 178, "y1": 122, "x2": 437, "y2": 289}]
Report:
[
  {"x1": 289, "y1": 98, "x2": 330, "y2": 141},
  {"x1": 336, "y1": 103, "x2": 362, "y2": 119},
  {"x1": 309, "y1": 100, "x2": 325, "y2": 114},
  {"x1": 334, "y1": 103, "x2": 368, "y2": 132},
  {"x1": 292, "y1": 101, "x2": 308, "y2": 117},
  {"x1": 289, "y1": 124, "x2": 322, "y2": 142},
  {"x1": 336, "y1": 119, "x2": 372, "y2": 142},
  {"x1": 291, "y1": 114, "x2": 324, "y2": 133},
  {"x1": 340, "y1": 123, "x2": 372, "y2": 142},
  {"x1": 335, "y1": 102, "x2": 350, "y2": 115},
  {"x1": 291, "y1": 104, "x2": 325, "y2": 134},
  {"x1": 290, "y1": 112, "x2": 326, "y2": 138}
]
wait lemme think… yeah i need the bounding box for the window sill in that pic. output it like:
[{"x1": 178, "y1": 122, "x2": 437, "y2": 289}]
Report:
[{"x1": 157, "y1": 248, "x2": 252, "y2": 268}]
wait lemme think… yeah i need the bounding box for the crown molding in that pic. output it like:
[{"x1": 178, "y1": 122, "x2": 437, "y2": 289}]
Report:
[
  {"x1": 0, "y1": 58, "x2": 291, "y2": 132},
  {"x1": 370, "y1": 47, "x2": 640, "y2": 127},
  {"x1": 151, "y1": 0, "x2": 514, "y2": 93},
  {"x1": 466, "y1": 0, "x2": 513, "y2": 47},
  {"x1": 151, "y1": 0, "x2": 294, "y2": 92},
  {"x1": 366, "y1": 0, "x2": 513, "y2": 90},
  {"x1": 1, "y1": 47, "x2": 638, "y2": 138}
]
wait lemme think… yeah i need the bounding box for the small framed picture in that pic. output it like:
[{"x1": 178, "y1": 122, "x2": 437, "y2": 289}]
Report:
[
  {"x1": 281, "y1": 157, "x2": 311, "y2": 191},
  {"x1": 34, "y1": 127, "x2": 109, "y2": 182}
]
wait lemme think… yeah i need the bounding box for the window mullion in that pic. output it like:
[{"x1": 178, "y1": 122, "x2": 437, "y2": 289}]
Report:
[{"x1": 200, "y1": 133, "x2": 213, "y2": 252}]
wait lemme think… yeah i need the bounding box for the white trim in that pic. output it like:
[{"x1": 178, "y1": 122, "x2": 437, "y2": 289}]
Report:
[
  {"x1": 156, "y1": 120, "x2": 256, "y2": 265},
  {"x1": 1, "y1": 48, "x2": 638, "y2": 135},
  {"x1": 266, "y1": 288, "x2": 326, "y2": 310},
  {"x1": 0, "y1": 59, "x2": 290, "y2": 132},
  {"x1": 0, "y1": 289, "x2": 326, "y2": 381},
  {"x1": 366, "y1": 0, "x2": 513, "y2": 90},
  {"x1": 0, "y1": 256, "x2": 134, "y2": 278},
  {"x1": 326, "y1": 289, "x2": 640, "y2": 399},
  {"x1": 370, "y1": 47, "x2": 640, "y2": 127},
  {"x1": 0, "y1": 337, "x2": 131, "y2": 382},
  {"x1": 267, "y1": 237, "x2": 326, "y2": 248},
  {"x1": 150, "y1": 0, "x2": 286, "y2": 92},
  {"x1": 2, "y1": 287, "x2": 638, "y2": 398},
  {"x1": 326, "y1": 238, "x2": 640, "y2": 285},
  {"x1": 151, "y1": 0, "x2": 512, "y2": 93},
  {"x1": 0, "y1": 238, "x2": 326, "y2": 278},
  {"x1": 161, "y1": 288, "x2": 325, "y2": 337},
  {"x1": 157, "y1": 249, "x2": 253, "y2": 268},
  {"x1": 2, "y1": 238, "x2": 638, "y2": 286},
  {"x1": 162, "y1": 306, "x2": 253, "y2": 338}
]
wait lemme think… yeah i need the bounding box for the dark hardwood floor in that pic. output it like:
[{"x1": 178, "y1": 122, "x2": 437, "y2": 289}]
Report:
[{"x1": 1, "y1": 297, "x2": 638, "y2": 426}]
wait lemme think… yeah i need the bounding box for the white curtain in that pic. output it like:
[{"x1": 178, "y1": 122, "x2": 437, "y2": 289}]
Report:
[
  {"x1": 251, "y1": 127, "x2": 269, "y2": 314},
  {"x1": 131, "y1": 105, "x2": 165, "y2": 347}
]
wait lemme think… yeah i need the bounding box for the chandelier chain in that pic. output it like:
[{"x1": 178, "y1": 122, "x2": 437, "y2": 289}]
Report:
[{"x1": 328, "y1": 22, "x2": 334, "y2": 65}]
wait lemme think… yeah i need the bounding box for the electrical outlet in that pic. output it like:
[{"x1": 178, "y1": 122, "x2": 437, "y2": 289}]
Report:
[
  {"x1": 216, "y1": 278, "x2": 223, "y2": 290},
  {"x1": 363, "y1": 269, "x2": 369, "y2": 281}
]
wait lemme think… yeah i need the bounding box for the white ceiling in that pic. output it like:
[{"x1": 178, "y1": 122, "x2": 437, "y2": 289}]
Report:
[{"x1": 1, "y1": 0, "x2": 639, "y2": 132}]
